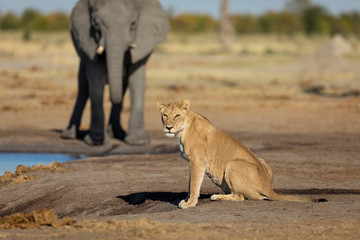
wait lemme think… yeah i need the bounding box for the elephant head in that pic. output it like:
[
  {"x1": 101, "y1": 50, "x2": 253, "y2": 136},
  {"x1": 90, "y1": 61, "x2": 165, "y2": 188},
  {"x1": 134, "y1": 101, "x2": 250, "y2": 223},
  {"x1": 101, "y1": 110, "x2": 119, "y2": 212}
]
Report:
[{"x1": 70, "y1": 0, "x2": 170, "y2": 103}]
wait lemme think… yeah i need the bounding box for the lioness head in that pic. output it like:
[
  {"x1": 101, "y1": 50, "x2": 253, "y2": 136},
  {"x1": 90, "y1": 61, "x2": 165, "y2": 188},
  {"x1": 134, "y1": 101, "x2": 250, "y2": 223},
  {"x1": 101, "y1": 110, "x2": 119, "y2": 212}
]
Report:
[{"x1": 157, "y1": 99, "x2": 190, "y2": 138}]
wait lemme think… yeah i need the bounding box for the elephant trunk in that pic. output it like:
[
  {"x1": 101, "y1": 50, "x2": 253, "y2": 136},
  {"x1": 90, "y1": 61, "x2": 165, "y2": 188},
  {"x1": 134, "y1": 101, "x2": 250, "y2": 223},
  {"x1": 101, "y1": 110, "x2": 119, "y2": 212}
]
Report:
[{"x1": 106, "y1": 36, "x2": 126, "y2": 104}]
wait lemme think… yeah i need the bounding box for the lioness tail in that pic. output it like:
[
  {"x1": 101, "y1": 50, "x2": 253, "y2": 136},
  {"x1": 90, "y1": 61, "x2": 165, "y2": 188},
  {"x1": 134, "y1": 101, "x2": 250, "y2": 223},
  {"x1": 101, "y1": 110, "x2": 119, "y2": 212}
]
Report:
[{"x1": 267, "y1": 191, "x2": 327, "y2": 202}]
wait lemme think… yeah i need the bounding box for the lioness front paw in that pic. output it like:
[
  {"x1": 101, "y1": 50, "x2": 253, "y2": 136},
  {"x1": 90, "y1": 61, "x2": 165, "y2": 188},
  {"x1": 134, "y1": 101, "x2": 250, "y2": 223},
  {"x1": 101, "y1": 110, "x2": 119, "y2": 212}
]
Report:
[{"x1": 178, "y1": 199, "x2": 197, "y2": 209}]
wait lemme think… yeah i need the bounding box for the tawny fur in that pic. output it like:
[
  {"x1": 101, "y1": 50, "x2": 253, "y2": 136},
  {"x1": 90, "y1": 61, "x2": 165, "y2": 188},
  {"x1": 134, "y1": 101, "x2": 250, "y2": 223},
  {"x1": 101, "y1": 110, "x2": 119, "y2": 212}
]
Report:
[{"x1": 157, "y1": 99, "x2": 316, "y2": 209}]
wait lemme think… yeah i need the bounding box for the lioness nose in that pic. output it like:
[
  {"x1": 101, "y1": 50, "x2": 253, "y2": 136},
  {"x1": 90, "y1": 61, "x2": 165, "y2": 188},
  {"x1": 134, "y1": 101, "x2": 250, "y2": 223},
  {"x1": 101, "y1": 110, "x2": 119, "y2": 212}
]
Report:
[{"x1": 166, "y1": 126, "x2": 173, "y2": 131}]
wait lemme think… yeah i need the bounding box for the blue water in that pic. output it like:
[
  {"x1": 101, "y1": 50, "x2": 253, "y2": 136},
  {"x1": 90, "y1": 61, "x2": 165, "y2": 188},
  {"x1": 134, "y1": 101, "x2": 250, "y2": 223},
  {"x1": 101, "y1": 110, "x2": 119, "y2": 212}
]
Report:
[{"x1": 0, "y1": 153, "x2": 86, "y2": 175}]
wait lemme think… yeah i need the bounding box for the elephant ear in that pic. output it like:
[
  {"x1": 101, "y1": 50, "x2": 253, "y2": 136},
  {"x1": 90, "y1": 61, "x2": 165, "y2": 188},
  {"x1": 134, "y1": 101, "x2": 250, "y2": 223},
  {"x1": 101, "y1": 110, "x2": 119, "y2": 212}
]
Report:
[
  {"x1": 70, "y1": 0, "x2": 97, "y2": 60},
  {"x1": 130, "y1": 0, "x2": 170, "y2": 63}
]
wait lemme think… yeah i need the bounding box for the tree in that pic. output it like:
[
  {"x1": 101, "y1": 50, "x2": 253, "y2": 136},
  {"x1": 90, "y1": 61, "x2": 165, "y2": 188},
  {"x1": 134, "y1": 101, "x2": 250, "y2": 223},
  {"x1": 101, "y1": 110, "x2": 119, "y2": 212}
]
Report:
[
  {"x1": 301, "y1": 5, "x2": 330, "y2": 35},
  {"x1": 0, "y1": 12, "x2": 21, "y2": 30},
  {"x1": 258, "y1": 11, "x2": 302, "y2": 35},
  {"x1": 219, "y1": 0, "x2": 235, "y2": 51},
  {"x1": 348, "y1": 12, "x2": 360, "y2": 37},
  {"x1": 339, "y1": 12, "x2": 360, "y2": 37},
  {"x1": 170, "y1": 14, "x2": 217, "y2": 33},
  {"x1": 232, "y1": 14, "x2": 258, "y2": 34},
  {"x1": 47, "y1": 12, "x2": 69, "y2": 31},
  {"x1": 22, "y1": 8, "x2": 41, "y2": 26},
  {"x1": 285, "y1": 0, "x2": 312, "y2": 15}
]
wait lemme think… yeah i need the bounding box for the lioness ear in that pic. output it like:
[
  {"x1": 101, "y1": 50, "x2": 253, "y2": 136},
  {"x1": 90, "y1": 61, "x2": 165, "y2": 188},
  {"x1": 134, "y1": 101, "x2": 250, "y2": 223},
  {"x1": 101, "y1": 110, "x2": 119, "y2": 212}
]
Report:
[
  {"x1": 181, "y1": 99, "x2": 190, "y2": 112},
  {"x1": 157, "y1": 101, "x2": 167, "y2": 112}
]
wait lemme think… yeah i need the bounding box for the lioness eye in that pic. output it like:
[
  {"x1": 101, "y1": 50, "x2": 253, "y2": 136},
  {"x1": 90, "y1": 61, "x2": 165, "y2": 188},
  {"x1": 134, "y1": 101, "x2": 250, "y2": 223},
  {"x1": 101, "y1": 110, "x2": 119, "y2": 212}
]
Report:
[
  {"x1": 175, "y1": 114, "x2": 180, "y2": 119},
  {"x1": 163, "y1": 114, "x2": 168, "y2": 119}
]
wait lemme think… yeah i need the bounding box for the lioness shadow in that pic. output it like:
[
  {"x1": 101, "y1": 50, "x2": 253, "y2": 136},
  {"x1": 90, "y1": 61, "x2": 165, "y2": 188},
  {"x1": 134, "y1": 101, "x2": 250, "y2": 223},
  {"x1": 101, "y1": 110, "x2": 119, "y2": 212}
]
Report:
[
  {"x1": 117, "y1": 192, "x2": 212, "y2": 206},
  {"x1": 117, "y1": 189, "x2": 360, "y2": 206}
]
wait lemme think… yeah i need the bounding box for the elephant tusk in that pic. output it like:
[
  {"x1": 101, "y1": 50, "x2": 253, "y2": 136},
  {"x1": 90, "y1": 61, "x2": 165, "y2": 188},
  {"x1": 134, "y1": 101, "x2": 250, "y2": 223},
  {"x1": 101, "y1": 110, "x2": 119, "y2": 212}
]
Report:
[
  {"x1": 96, "y1": 45, "x2": 105, "y2": 55},
  {"x1": 128, "y1": 42, "x2": 136, "y2": 48}
]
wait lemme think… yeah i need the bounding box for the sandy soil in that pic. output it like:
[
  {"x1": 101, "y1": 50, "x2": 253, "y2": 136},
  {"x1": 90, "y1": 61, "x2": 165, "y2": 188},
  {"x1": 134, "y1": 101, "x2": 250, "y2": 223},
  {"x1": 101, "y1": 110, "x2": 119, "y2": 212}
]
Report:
[{"x1": 0, "y1": 32, "x2": 360, "y2": 239}]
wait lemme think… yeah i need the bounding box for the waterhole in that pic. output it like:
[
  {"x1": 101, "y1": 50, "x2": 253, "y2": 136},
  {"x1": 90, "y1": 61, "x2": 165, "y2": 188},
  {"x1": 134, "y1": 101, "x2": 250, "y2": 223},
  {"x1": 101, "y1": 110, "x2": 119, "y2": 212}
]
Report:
[{"x1": 0, "y1": 153, "x2": 86, "y2": 175}]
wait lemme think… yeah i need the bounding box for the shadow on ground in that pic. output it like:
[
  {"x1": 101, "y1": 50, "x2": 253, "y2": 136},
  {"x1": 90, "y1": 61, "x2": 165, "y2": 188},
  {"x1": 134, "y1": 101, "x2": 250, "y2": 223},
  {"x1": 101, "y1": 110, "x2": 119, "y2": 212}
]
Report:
[
  {"x1": 117, "y1": 188, "x2": 360, "y2": 207},
  {"x1": 117, "y1": 192, "x2": 213, "y2": 206}
]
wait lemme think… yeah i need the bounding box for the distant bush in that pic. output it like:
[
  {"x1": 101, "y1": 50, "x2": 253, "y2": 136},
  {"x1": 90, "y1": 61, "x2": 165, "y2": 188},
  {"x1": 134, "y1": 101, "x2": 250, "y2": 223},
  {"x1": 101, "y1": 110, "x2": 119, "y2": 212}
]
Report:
[
  {"x1": 168, "y1": 5, "x2": 360, "y2": 37},
  {"x1": 258, "y1": 11, "x2": 303, "y2": 35},
  {"x1": 22, "y1": 9, "x2": 42, "y2": 27},
  {"x1": 170, "y1": 14, "x2": 218, "y2": 33},
  {"x1": 0, "y1": 12, "x2": 22, "y2": 30},
  {"x1": 301, "y1": 5, "x2": 330, "y2": 35},
  {"x1": 337, "y1": 12, "x2": 360, "y2": 37},
  {"x1": 46, "y1": 12, "x2": 69, "y2": 31},
  {"x1": 0, "y1": 6, "x2": 359, "y2": 37},
  {"x1": 0, "y1": 8, "x2": 69, "y2": 32},
  {"x1": 27, "y1": 12, "x2": 69, "y2": 31},
  {"x1": 232, "y1": 14, "x2": 258, "y2": 34}
]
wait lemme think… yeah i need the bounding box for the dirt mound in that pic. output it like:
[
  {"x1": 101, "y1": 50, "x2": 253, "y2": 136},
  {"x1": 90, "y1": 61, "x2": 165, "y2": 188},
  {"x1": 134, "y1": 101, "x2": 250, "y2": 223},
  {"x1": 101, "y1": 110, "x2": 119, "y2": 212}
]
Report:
[
  {"x1": 298, "y1": 34, "x2": 359, "y2": 96},
  {"x1": 0, "y1": 161, "x2": 69, "y2": 187},
  {"x1": 315, "y1": 34, "x2": 352, "y2": 58},
  {"x1": 0, "y1": 209, "x2": 76, "y2": 229}
]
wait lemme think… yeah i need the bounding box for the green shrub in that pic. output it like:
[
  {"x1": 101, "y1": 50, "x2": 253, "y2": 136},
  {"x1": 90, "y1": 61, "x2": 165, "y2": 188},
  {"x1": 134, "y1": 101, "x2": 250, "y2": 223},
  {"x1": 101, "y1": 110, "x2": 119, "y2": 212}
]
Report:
[
  {"x1": 0, "y1": 12, "x2": 22, "y2": 30},
  {"x1": 0, "y1": 8, "x2": 69, "y2": 32},
  {"x1": 232, "y1": 14, "x2": 258, "y2": 34},
  {"x1": 301, "y1": 5, "x2": 330, "y2": 35},
  {"x1": 0, "y1": 5, "x2": 359, "y2": 37},
  {"x1": 170, "y1": 14, "x2": 218, "y2": 33}
]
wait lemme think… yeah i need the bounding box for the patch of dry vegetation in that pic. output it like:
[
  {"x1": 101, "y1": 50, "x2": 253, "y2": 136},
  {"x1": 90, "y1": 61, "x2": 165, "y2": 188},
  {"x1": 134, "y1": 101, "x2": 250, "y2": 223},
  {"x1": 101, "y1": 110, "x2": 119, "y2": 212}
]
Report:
[
  {"x1": 0, "y1": 31, "x2": 359, "y2": 128},
  {"x1": 1, "y1": 212, "x2": 359, "y2": 240},
  {"x1": 0, "y1": 209, "x2": 76, "y2": 230},
  {"x1": 0, "y1": 210, "x2": 234, "y2": 239},
  {"x1": 0, "y1": 161, "x2": 69, "y2": 187}
]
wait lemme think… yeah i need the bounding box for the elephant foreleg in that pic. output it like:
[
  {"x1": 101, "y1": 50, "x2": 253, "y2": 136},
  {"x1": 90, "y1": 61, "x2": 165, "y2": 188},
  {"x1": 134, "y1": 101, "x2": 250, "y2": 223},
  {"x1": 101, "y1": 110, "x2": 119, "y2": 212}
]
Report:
[
  {"x1": 125, "y1": 62, "x2": 150, "y2": 145},
  {"x1": 108, "y1": 104, "x2": 125, "y2": 140},
  {"x1": 61, "y1": 61, "x2": 88, "y2": 139},
  {"x1": 85, "y1": 60, "x2": 107, "y2": 145},
  {"x1": 107, "y1": 75, "x2": 128, "y2": 140}
]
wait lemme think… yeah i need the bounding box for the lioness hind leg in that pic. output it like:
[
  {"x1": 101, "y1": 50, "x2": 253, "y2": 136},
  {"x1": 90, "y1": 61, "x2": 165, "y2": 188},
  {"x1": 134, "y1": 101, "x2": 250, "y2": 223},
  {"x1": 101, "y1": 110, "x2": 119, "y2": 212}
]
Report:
[
  {"x1": 224, "y1": 159, "x2": 273, "y2": 201},
  {"x1": 210, "y1": 193, "x2": 245, "y2": 201},
  {"x1": 258, "y1": 157, "x2": 274, "y2": 187}
]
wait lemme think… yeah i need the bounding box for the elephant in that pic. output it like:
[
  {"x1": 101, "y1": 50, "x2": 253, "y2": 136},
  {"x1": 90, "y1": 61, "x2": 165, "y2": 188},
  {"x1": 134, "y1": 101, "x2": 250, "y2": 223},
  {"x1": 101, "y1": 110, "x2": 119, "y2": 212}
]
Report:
[{"x1": 61, "y1": 0, "x2": 170, "y2": 145}]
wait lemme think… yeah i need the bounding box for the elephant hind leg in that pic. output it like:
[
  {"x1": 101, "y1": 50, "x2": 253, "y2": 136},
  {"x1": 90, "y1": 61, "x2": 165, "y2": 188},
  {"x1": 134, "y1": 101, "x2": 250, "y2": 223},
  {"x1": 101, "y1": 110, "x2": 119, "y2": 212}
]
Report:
[
  {"x1": 61, "y1": 124, "x2": 77, "y2": 139},
  {"x1": 62, "y1": 61, "x2": 88, "y2": 139},
  {"x1": 125, "y1": 63, "x2": 150, "y2": 145}
]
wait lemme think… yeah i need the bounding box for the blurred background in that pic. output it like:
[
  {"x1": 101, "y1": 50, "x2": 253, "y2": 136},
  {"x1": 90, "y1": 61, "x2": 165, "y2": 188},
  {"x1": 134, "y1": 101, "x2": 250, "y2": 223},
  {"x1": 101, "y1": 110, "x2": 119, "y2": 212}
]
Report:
[
  {"x1": 0, "y1": 0, "x2": 360, "y2": 38},
  {"x1": 0, "y1": 0, "x2": 359, "y2": 134}
]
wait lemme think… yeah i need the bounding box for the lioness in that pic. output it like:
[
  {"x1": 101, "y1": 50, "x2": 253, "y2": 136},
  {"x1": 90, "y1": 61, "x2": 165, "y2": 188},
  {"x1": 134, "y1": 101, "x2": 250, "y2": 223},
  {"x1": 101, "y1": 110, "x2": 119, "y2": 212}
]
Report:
[{"x1": 157, "y1": 99, "x2": 325, "y2": 209}]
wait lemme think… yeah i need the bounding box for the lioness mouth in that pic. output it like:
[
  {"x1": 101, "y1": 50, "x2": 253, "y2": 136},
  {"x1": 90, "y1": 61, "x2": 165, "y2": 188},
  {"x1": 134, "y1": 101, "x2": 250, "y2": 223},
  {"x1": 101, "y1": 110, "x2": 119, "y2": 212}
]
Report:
[
  {"x1": 165, "y1": 129, "x2": 182, "y2": 138},
  {"x1": 165, "y1": 132, "x2": 176, "y2": 138}
]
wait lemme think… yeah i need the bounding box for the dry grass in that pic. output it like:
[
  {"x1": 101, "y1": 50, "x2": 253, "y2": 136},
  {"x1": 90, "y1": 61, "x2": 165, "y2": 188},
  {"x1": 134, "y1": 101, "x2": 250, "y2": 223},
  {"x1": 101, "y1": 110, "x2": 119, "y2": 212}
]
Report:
[
  {"x1": 0, "y1": 31, "x2": 359, "y2": 128},
  {"x1": 0, "y1": 161, "x2": 69, "y2": 187}
]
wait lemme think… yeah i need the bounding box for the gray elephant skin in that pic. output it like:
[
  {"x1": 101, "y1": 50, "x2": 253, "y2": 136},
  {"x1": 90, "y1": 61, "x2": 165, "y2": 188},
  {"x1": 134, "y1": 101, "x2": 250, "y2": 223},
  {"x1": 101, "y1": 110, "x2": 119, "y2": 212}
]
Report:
[{"x1": 61, "y1": 0, "x2": 170, "y2": 145}]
